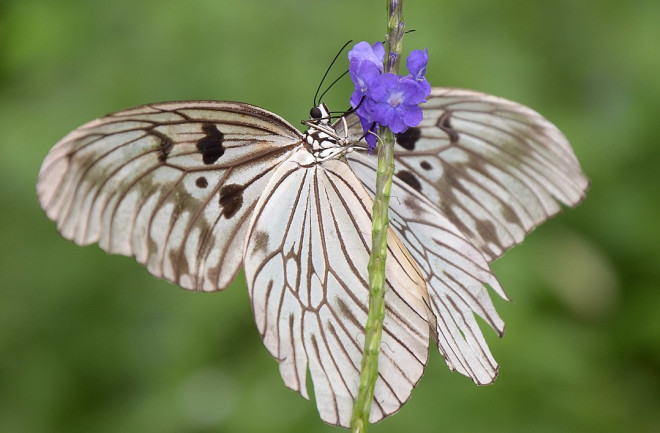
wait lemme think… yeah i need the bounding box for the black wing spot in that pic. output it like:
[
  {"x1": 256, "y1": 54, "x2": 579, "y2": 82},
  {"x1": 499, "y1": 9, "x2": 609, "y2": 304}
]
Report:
[
  {"x1": 151, "y1": 130, "x2": 174, "y2": 162},
  {"x1": 197, "y1": 123, "x2": 225, "y2": 165},
  {"x1": 251, "y1": 231, "x2": 270, "y2": 253},
  {"x1": 476, "y1": 218, "x2": 499, "y2": 245},
  {"x1": 437, "y1": 111, "x2": 459, "y2": 144},
  {"x1": 501, "y1": 203, "x2": 520, "y2": 224},
  {"x1": 403, "y1": 196, "x2": 423, "y2": 214},
  {"x1": 395, "y1": 127, "x2": 421, "y2": 150},
  {"x1": 420, "y1": 160, "x2": 432, "y2": 171},
  {"x1": 396, "y1": 170, "x2": 422, "y2": 193},
  {"x1": 195, "y1": 176, "x2": 208, "y2": 189},
  {"x1": 219, "y1": 183, "x2": 244, "y2": 219}
]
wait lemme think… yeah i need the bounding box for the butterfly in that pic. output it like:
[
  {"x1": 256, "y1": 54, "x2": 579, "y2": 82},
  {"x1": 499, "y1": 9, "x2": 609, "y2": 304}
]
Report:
[{"x1": 37, "y1": 87, "x2": 588, "y2": 427}]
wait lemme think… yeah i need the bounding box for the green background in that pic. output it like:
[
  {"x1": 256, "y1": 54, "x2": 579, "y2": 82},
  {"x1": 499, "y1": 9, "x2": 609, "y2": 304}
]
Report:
[{"x1": 2, "y1": 0, "x2": 659, "y2": 432}]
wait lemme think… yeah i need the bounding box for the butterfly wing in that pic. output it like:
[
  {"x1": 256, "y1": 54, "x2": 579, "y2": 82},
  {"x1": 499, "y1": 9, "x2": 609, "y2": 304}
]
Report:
[
  {"x1": 343, "y1": 88, "x2": 588, "y2": 384},
  {"x1": 37, "y1": 101, "x2": 301, "y2": 292},
  {"x1": 343, "y1": 87, "x2": 589, "y2": 261},
  {"x1": 350, "y1": 152, "x2": 506, "y2": 385},
  {"x1": 243, "y1": 147, "x2": 433, "y2": 427}
]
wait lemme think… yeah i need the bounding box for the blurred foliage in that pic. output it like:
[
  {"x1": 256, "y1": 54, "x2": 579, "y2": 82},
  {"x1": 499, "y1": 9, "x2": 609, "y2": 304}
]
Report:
[{"x1": 1, "y1": 0, "x2": 659, "y2": 432}]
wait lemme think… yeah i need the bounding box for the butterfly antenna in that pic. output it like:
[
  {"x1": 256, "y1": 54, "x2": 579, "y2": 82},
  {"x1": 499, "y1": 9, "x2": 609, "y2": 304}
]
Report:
[
  {"x1": 313, "y1": 40, "x2": 353, "y2": 107},
  {"x1": 318, "y1": 69, "x2": 350, "y2": 108}
]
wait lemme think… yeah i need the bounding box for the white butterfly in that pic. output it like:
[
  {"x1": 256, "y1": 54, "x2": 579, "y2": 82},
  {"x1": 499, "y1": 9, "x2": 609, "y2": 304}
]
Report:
[{"x1": 37, "y1": 88, "x2": 588, "y2": 427}]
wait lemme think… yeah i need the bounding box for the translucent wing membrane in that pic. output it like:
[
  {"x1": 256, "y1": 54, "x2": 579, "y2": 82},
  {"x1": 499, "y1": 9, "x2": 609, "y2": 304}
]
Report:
[
  {"x1": 244, "y1": 148, "x2": 433, "y2": 426},
  {"x1": 342, "y1": 88, "x2": 589, "y2": 262},
  {"x1": 37, "y1": 101, "x2": 301, "y2": 292}
]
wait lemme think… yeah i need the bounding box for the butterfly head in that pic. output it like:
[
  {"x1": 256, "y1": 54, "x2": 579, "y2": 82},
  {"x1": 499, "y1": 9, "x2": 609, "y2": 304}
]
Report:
[
  {"x1": 302, "y1": 103, "x2": 351, "y2": 162},
  {"x1": 309, "y1": 103, "x2": 332, "y2": 125}
]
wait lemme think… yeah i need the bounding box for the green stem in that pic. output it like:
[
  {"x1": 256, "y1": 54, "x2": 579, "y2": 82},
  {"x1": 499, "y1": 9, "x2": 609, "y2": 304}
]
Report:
[{"x1": 350, "y1": 2, "x2": 404, "y2": 432}]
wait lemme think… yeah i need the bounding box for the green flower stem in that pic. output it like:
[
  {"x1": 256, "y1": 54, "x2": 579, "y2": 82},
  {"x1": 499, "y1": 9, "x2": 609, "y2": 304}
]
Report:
[{"x1": 350, "y1": 2, "x2": 404, "y2": 432}]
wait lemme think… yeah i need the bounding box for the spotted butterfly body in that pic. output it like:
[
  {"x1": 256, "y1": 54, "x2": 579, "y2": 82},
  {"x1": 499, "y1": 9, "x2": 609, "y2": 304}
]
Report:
[{"x1": 37, "y1": 88, "x2": 588, "y2": 427}]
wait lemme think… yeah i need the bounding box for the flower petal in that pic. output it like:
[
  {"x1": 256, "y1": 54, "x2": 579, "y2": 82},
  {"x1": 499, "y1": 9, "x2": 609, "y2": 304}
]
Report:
[
  {"x1": 406, "y1": 48, "x2": 428, "y2": 79},
  {"x1": 371, "y1": 41, "x2": 385, "y2": 63},
  {"x1": 398, "y1": 77, "x2": 428, "y2": 105},
  {"x1": 359, "y1": 116, "x2": 379, "y2": 152},
  {"x1": 348, "y1": 41, "x2": 384, "y2": 72},
  {"x1": 368, "y1": 73, "x2": 400, "y2": 102},
  {"x1": 400, "y1": 104, "x2": 423, "y2": 130}
]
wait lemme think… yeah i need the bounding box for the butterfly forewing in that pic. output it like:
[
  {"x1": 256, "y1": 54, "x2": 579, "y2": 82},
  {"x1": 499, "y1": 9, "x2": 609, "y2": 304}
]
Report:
[
  {"x1": 37, "y1": 101, "x2": 301, "y2": 292},
  {"x1": 342, "y1": 88, "x2": 589, "y2": 262},
  {"x1": 244, "y1": 148, "x2": 432, "y2": 427}
]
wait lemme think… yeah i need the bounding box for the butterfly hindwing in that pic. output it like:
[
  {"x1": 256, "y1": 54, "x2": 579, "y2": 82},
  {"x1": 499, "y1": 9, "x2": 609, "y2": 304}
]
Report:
[
  {"x1": 37, "y1": 101, "x2": 301, "y2": 292},
  {"x1": 243, "y1": 147, "x2": 433, "y2": 427},
  {"x1": 349, "y1": 152, "x2": 506, "y2": 385}
]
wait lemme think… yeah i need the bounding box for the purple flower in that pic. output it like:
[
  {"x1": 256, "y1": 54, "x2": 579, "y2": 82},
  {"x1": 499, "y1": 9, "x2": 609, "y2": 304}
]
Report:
[
  {"x1": 366, "y1": 73, "x2": 425, "y2": 134},
  {"x1": 406, "y1": 48, "x2": 431, "y2": 96},
  {"x1": 348, "y1": 41, "x2": 385, "y2": 116},
  {"x1": 349, "y1": 60, "x2": 381, "y2": 109},
  {"x1": 347, "y1": 41, "x2": 431, "y2": 152}
]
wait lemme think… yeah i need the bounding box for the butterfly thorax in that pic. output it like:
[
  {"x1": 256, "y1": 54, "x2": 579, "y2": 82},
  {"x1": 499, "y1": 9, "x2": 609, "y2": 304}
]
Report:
[{"x1": 301, "y1": 103, "x2": 350, "y2": 162}]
